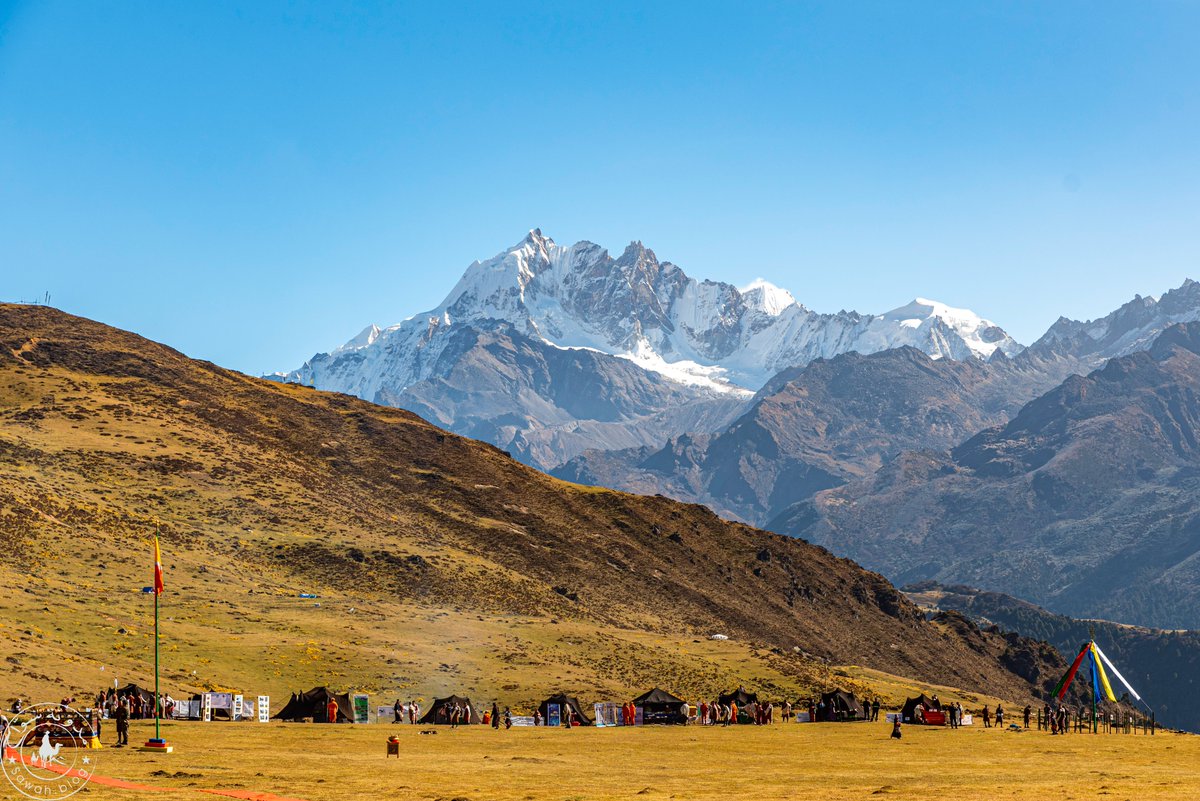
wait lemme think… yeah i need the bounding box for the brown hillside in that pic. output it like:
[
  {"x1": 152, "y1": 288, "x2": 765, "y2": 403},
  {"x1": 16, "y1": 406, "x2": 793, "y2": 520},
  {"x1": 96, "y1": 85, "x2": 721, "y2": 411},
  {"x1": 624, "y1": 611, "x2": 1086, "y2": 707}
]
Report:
[{"x1": 0, "y1": 304, "x2": 1057, "y2": 707}]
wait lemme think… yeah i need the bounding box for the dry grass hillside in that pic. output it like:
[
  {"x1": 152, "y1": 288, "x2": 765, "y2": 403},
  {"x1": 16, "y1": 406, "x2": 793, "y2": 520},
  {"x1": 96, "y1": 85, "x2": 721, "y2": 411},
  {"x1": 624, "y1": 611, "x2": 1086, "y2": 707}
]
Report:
[{"x1": 1, "y1": 304, "x2": 1066, "y2": 710}]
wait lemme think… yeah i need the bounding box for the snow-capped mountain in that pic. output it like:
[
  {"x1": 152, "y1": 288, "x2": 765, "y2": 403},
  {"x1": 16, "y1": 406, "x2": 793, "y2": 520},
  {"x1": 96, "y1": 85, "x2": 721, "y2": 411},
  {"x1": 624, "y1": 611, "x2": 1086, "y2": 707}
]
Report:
[
  {"x1": 279, "y1": 229, "x2": 1022, "y2": 395},
  {"x1": 272, "y1": 230, "x2": 1028, "y2": 468},
  {"x1": 1029, "y1": 278, "x2": 1200, "y2": 363}
]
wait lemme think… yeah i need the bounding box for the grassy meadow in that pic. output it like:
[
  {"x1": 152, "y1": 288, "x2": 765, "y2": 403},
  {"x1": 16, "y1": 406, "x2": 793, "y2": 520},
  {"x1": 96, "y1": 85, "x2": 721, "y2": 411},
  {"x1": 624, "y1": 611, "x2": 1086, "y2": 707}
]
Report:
[{"x1": 55, "y1": 718, "x2": 1200, "y2": 801}]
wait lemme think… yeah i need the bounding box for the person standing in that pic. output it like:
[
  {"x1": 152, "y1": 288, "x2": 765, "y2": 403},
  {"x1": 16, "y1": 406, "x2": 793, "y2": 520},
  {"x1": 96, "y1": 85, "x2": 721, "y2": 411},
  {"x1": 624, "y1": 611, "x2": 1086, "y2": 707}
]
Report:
[
  {"x1": 326, "y1": 698, "x2": 339, "y2": 724},
  {"x1": 491, "y1": 702, "x2": 500, "y2": 730},
  {"x1": 394, "y1": 699, "x2": 403, "y2": 723},
  {"x1": 114, "y1": 699, "x2": 130, "y2": 747},
  {"x1": 1023, "y1": 705, "x2": 1031, "y2": 729},
  {"x1": 872, "y1": 699, "x2": 881, "y2": 722},
  {"x1": 981, "y1": 705, "x2": 991, "y2": 728}
]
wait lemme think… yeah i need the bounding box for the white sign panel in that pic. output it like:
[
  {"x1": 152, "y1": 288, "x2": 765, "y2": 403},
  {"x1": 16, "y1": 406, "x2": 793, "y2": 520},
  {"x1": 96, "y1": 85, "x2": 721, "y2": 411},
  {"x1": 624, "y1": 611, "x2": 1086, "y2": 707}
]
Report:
[{"x1": 257, "y1": 696, "x2": 270, "y2": 723}]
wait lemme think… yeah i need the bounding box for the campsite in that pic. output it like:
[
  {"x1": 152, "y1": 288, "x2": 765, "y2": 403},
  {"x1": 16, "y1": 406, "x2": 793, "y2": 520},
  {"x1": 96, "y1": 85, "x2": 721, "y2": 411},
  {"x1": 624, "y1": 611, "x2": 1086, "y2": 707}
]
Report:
[{"x1": 7, "y1": 5, "x2": 1200, "y2": 796}]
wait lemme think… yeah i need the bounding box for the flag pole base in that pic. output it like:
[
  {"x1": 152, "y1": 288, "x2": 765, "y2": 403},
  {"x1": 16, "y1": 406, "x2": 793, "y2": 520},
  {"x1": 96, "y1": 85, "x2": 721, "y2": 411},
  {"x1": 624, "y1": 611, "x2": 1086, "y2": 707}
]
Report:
[{"x1": 139, "y1": 739, "x2": 174, "y2": 753}]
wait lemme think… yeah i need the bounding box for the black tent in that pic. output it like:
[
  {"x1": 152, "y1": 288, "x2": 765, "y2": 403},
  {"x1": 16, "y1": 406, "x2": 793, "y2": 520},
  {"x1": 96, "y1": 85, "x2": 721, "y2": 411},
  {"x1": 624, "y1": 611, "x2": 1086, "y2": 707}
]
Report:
[
  {"x1": 538, "y1": 693, "x2": 593, "y2": 726},
  {"x1": 114, "y1": 683, "x2": 156, "y2": 707},
  {"x1": 820, "y1": 690, "x2": 863, "y2": 721},
  {"x1": 900, "y1": 694, "x2": 939, "y2": 724},
  {"x1": 718, "y1": 687, "x2": 758, "y2": 708},
  {"x1": 272, "y1": 687, "x2": 353, "y2": 723},
  {"x1": 633, "y1": 688, "x2": 688, "y2": 725},
  {"x1": 418, "y1": 695, "x2": 477, "y2": 725}
]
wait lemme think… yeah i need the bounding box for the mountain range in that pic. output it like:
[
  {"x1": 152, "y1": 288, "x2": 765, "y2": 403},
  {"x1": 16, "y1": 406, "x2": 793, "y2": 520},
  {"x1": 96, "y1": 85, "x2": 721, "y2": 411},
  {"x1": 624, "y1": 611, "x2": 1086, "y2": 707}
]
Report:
[
  {"x1": 774, "y1": 323, "x2": 1200, "y2": 631},
  {"x1": 273, "y1": 230, "x2": 1200, "y2": 634},
  {"x1": 274, "y1": 230, "x2": 1023, "y2": 467}
]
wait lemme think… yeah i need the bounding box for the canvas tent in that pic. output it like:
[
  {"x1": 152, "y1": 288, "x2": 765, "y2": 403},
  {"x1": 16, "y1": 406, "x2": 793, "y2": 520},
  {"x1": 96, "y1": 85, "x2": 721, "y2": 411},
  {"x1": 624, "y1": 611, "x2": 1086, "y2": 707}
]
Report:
[
  {"x1": 272, "y1": 687, "x2": 353, "y2": 723},
  {"x1": 718, "y1": 687, "x2": 758, "y2": 708},
  {"x1": 418, "y1": 695, "x2": 477, "y2": 725},
  {"x1": 113, "y1": 683, "x2": 156, "y2": 708},
  {"x1": 538, "y1": 693, "x2": 593, "y2": 726},
  {"x1": 820, "y1": 690, "x2": 863, "y2": 721},
  {"x1": 633, "y1": 688, "x2": 688, "y2": 725},
  {"x1": 900, "y1": 694, "x2": 940, "y2": 724}
]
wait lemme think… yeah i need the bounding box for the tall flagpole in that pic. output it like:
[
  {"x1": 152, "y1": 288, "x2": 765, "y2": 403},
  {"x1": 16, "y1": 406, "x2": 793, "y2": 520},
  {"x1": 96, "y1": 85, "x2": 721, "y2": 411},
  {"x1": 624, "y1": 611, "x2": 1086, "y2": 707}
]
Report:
[
  {"x1": 1089, "y1": 626, "x2": 1097, "y2": 734},
  {"x1": 142, "y1": 526, "x2": 173, "y2": 753},
  {"x1": 155, "y1": 552, "x2": 160, "y2": 742}
]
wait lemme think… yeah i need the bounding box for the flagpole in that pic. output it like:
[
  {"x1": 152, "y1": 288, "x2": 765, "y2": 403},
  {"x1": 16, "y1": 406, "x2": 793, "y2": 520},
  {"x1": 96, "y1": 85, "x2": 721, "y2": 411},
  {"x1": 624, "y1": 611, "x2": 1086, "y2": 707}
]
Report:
[
  {"x1": 155, "y1": 582, "x2": 160, "y2": 741},
  {"x1": 141, "y1": 527, "x2": 173, "y2": 753}
]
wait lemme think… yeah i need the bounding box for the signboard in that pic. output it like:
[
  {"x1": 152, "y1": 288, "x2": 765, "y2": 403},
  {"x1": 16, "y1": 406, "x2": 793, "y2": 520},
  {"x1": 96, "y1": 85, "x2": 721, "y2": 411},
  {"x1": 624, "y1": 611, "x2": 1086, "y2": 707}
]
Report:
[
  {"x1": 258, "y1": 696, "x2": 270, "y2": 723},
  {"x1": 377, "y1": 706, "x2": 394, "y2": 723},
  {"x1": 593, "y1": 703, "x2": 619, "y2": 727},
  {"x1": 202, "y1": 694, "x2": 212, "y2": 722},
  {"x1": 233, "y1": 695, "x2": 244, "y2": 721},
  {"x1": 352, "y1": 694, "x2": 370, "y2": 724},
  {"x1": 634, "y1": 706, "x2": 644, "y2": 726},
  {"x1": 546, "y1": 703, "x2": 561, "y2": 727},
  {"x1": 209, "y1": 692, "x2": 233, "y2": 710}
]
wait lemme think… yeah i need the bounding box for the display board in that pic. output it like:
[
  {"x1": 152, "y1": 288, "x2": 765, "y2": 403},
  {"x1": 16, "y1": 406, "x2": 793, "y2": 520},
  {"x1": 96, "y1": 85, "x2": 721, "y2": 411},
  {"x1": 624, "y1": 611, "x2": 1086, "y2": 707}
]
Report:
[
  {"x1": 352, "y1": 694, "x2": 370, "y2": 724},
  {"x1": 593, "y1": 703, "x2": 620, "y2": 727},
  {"x1": 546, "y1": 703, "x2": 561, "y2": 727}
]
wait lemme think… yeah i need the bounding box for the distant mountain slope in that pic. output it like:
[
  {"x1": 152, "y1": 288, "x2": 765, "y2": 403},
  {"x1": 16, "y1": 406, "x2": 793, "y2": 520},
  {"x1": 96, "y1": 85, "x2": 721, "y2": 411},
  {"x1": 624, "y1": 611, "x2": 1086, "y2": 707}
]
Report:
[
  {"x1": 906, "y1": 582, "x2": 1200, "y2": 733},
  {"x1": 274, "y1": 230, "x2": 1020, "y2": 467},
  {"x1": 773, "y1": 323, "x2": 1200, "y2": 630},
  {"x1": 555, "y1": 346, "x2": 1061, "y2": 525},
  {"x1": 1, "y1": 303, "x2": 1060, "y2": 706}
]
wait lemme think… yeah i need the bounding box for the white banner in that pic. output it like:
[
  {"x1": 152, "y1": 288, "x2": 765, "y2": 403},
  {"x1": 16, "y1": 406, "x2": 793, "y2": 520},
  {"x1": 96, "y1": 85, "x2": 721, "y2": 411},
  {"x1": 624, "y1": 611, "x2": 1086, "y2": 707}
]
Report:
[{"x1": 257, "y1": 696, "x2": 270, "y2": 723}]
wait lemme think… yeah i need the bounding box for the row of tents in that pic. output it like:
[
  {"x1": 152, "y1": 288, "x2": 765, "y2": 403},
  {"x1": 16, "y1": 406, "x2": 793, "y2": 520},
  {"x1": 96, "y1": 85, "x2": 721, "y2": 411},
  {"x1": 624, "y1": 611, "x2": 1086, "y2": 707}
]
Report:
[
  {"x1": 104, "y1": 685, "x2": 969, "y2": 728},
  {"x1": 271, "y1": 686, "x2": 871, "y2": 725}
]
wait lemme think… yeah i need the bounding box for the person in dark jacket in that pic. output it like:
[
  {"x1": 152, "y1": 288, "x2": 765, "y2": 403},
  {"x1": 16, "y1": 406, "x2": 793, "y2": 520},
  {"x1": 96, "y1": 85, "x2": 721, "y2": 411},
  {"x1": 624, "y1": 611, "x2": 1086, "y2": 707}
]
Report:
[{"x1": 114, "y1": 700, "x2": 130, "y2": 746}]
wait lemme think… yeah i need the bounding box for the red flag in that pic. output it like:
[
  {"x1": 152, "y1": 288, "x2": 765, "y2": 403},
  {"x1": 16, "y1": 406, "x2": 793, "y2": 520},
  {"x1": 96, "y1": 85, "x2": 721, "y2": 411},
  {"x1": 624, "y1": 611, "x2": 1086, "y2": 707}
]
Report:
[
  {"x1": 1053, "y1": 643, "x2": 1089, "y2": 699},
  {"x1": 153, "y1": 535, "x2": 165, "y2": 596}
]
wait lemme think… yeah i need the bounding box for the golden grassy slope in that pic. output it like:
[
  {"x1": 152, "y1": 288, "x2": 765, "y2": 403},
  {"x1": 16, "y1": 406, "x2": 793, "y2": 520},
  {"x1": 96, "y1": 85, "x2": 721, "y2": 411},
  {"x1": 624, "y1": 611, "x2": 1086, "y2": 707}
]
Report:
[{"x1": 1, "y1": 304, "x2": 1066, "y2": 711}]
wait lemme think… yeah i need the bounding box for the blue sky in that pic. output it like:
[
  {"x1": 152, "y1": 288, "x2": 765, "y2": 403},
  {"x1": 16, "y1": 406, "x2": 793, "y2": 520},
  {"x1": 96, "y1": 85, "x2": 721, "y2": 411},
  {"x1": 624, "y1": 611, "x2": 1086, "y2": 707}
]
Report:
[{"x1": 2, "y1": 1, "x2": 1198, "y2": 374}]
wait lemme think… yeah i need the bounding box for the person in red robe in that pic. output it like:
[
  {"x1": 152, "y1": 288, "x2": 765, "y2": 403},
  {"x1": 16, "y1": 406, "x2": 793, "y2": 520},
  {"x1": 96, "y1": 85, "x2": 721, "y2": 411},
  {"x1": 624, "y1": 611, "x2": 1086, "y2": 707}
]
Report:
[{"x1": 326, "y1": 699, "x2": 339, "y2": 723}]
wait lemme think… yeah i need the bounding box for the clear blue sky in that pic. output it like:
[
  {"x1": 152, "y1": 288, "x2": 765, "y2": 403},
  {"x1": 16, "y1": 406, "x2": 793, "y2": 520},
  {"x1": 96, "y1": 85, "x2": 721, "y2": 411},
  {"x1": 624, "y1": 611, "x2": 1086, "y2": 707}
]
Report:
[{"x1": 2, "y1": 1, "x2": 1198, "y2": 375}]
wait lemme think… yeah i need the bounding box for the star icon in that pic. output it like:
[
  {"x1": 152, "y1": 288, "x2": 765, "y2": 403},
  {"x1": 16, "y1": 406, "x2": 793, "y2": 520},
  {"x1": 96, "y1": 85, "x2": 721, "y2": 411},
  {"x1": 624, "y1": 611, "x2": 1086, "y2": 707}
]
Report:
[
  {"x1": 6, "y1": 756, "x2": 15, "y2": 764},
  {"x1": 82, "y1": 757, "x2": 91, "y2": 765}
]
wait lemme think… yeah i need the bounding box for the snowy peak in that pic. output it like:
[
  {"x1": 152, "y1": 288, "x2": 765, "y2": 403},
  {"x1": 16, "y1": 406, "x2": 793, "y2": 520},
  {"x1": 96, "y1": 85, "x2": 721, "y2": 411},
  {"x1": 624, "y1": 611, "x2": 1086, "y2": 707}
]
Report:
[
  {"x1": 333, "y1": 323, "x2": 382, "y2": 354},
  {"x1": 280, "y1": 230, "x2": 1027, "y2": 400},
  {"x1": 1029, "y1": 278, "x2": 1200, "y2": 361},
  {"x1": 740, "y1": 279, "x2": 797, "y2": 316},
  {"x1": 878, "y1": 298, "x2": 1019, "y2": 360}
]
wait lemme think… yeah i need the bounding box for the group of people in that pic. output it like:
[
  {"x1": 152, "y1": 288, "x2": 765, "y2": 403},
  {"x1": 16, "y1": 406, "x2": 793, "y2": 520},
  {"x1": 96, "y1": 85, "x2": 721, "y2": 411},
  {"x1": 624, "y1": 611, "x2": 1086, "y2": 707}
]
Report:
[
  {"x1": 390, "y1": 700, "x2": 422, "y2": 724},
  {"x1": 94, "y1": 689, "x2": 175, "y2": 721},
  {"x1": 484, "y1": 702, "x2": 513, "y2": 729}
]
